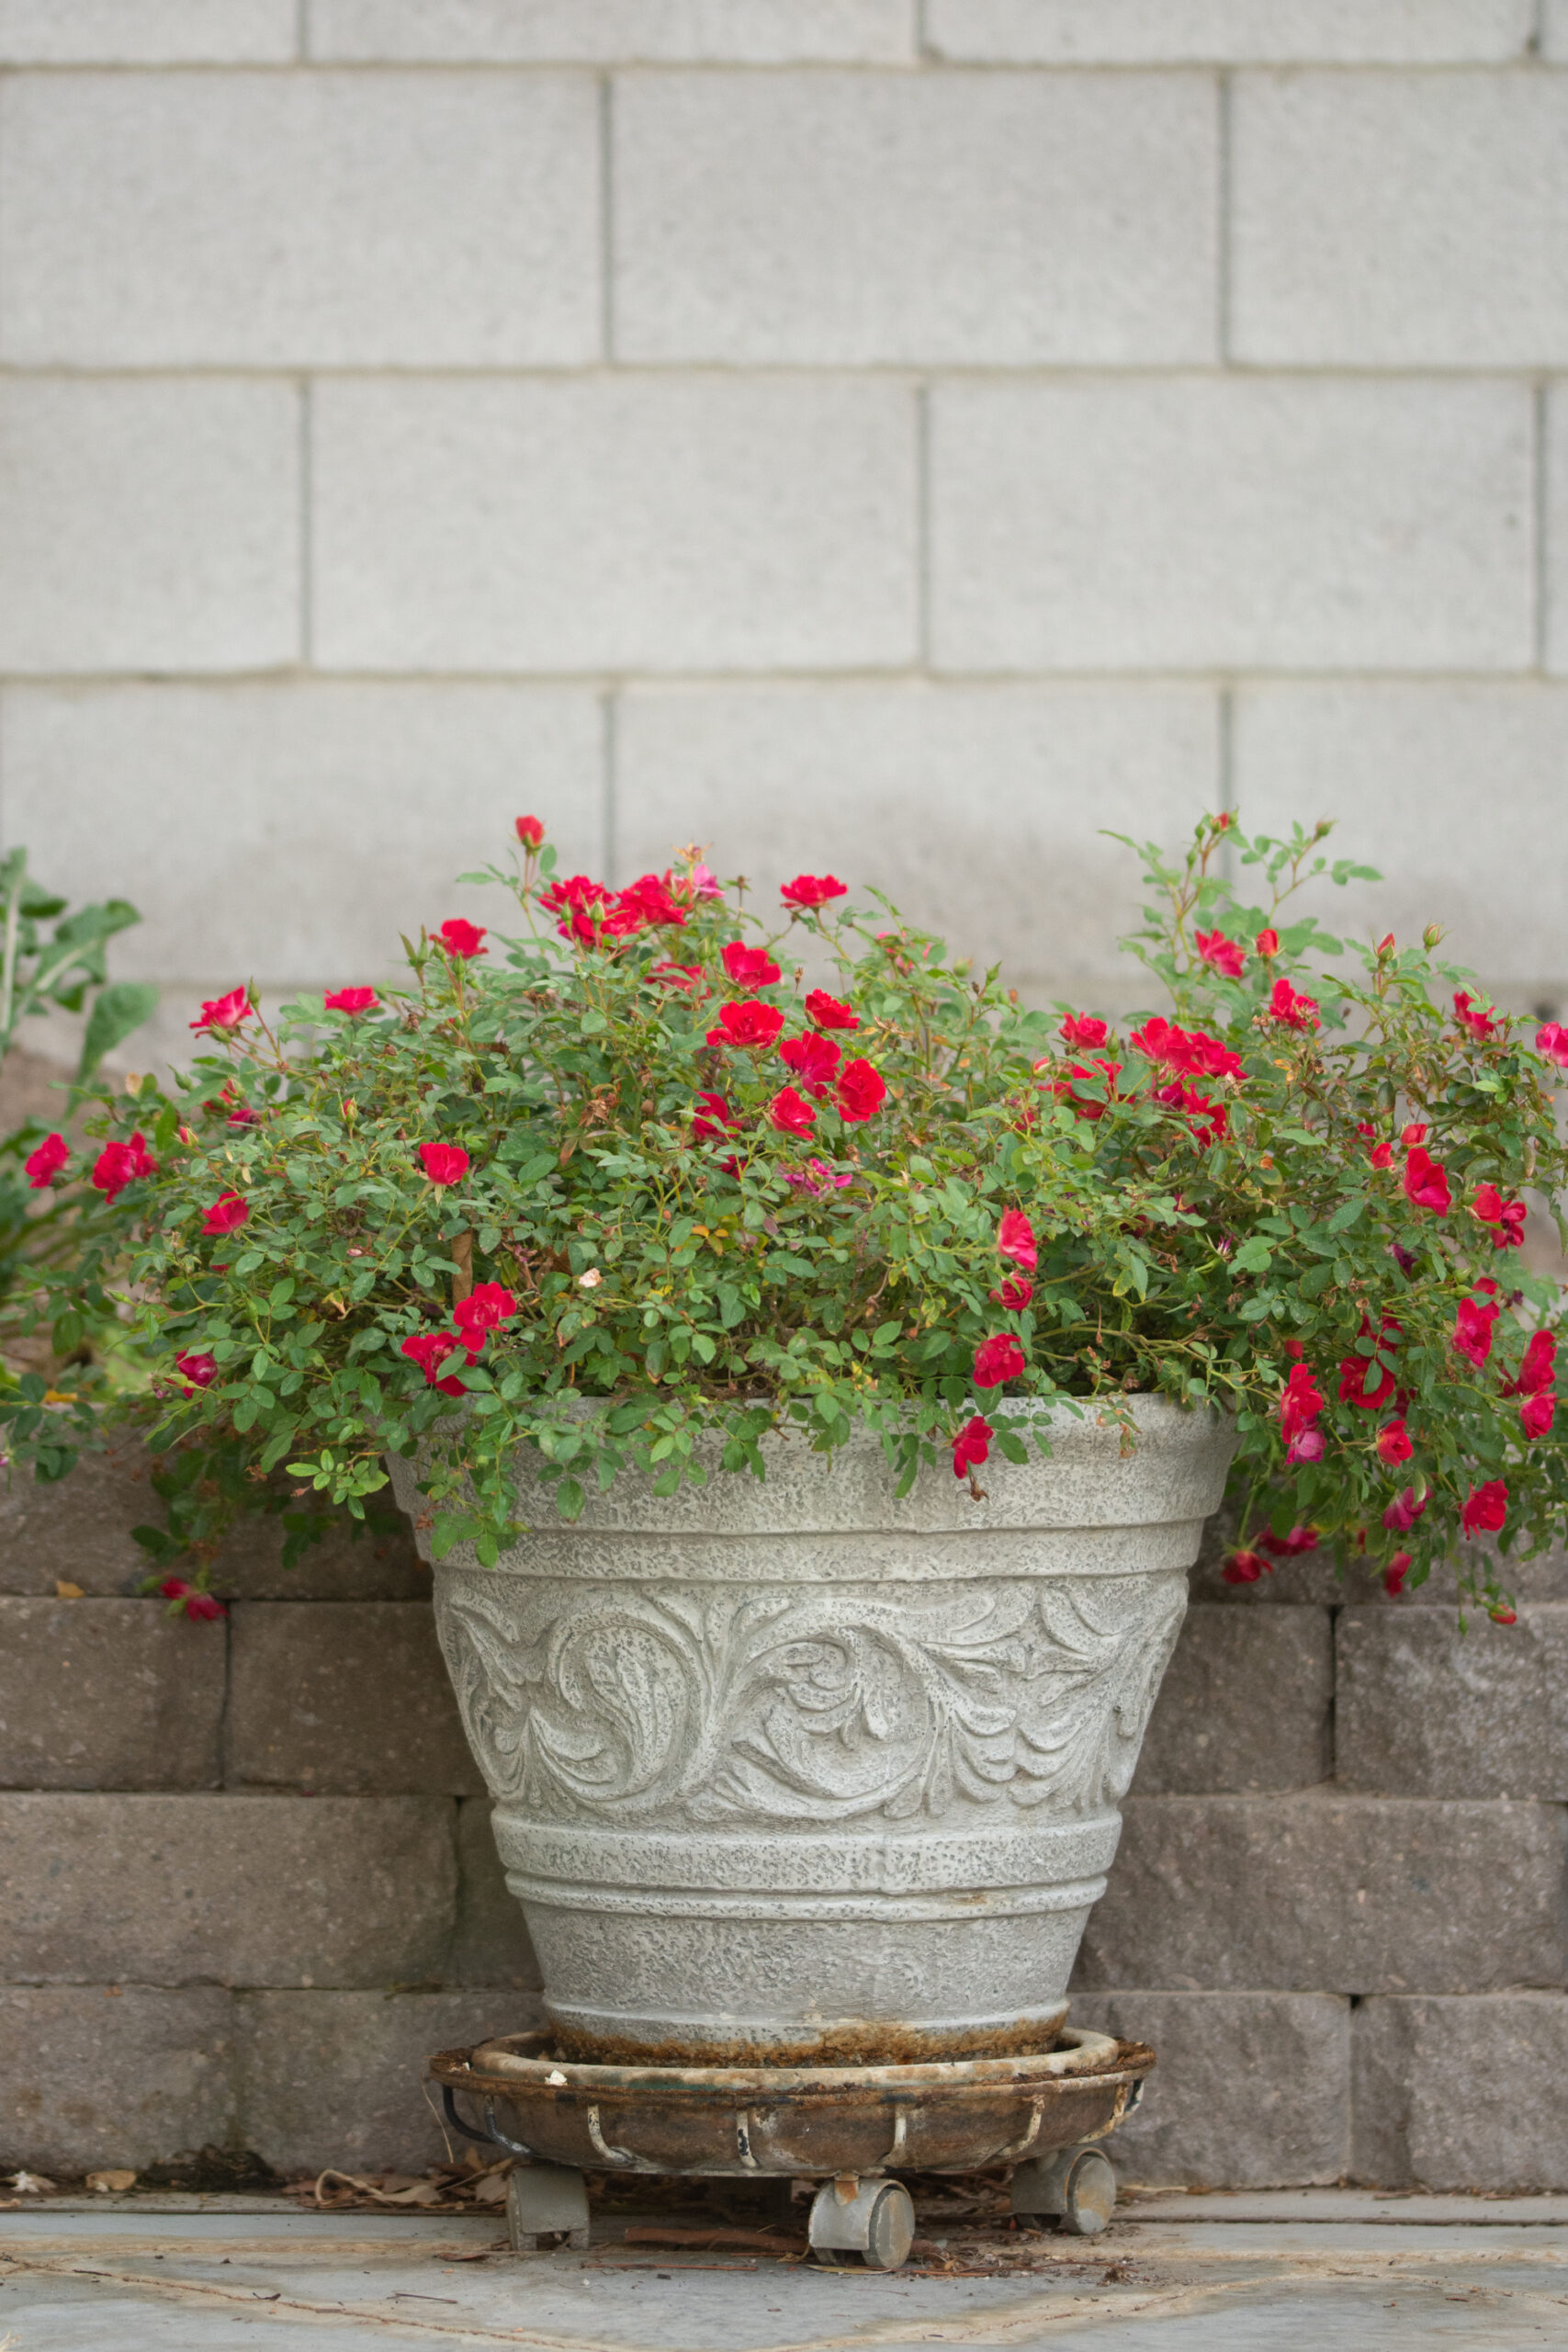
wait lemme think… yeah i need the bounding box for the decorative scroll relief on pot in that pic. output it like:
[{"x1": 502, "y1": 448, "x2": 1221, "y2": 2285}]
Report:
[{"x1": 435, "y1": 1570, "x2": 1185, "y2": 1832}]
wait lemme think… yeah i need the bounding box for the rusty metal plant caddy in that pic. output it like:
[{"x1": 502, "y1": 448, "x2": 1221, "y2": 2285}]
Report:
[{"x1": 431, "y1": 2025, "x2": 1154, "y2": 2181}]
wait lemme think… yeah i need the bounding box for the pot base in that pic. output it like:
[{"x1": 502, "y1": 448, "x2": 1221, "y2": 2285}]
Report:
[{"x1": 547, "y1": 1999, "x2": 1071, "y2": 2071}]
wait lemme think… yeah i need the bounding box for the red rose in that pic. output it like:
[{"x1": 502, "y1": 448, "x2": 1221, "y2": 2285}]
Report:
[
  {"x1": 1383, "y1": 1554, "x2": 1412, "y2": 1599},
  {"x1": 618, "y1": 873, "x2": 688, "y2": 930},
  {"x1": 1506, "y1": 1330, "x2": 1556, "y2": 1396},
  {"x1": 435, "y1": 919, "x2": 487, "y2": 959},
  {"x1": 997, "y1": 1209, "x2": 1037, "y2": 1270},
  {"x1": 1268, "y1": 977, "x2": 1320, "y2": 1031},
  {"x1": 1472, "y1": 1182, "x2": 1525, "y2": 1249},
  {"x1": 1154, "y1": 1077, "x2": 1228, "y2": 1148},
  {"x1": 805, "y1": 989, "x2": 859, "y2": 1033},
  {"x1": 1339, "y1": 1313, "x2": 1399, "y2": 1410},
  {"x1": 1195, "y1": 928, "x2": 1246, "y2": 978},
  {"x1": 25, "y1": 1133, "x2": 68, "y2": 1189},
  {"x1": 1059, "y1": 1012, "x2": 1109, "y2": 1049},
  {"x1": 324, "y1": 987, "x2": 378, "y2": 1014},
  {"x1": 1049, "y1": 1056, "x2": 1123, "y2": 1122},
  {"x1": 1452, "y1": 1294, "x2": 1499, "y2": 1369},
  {"x1": 93, "y1": 1132, "x2": 157, "y2": 1205},
  {"x1": 835, "y1": 1059, "x2": 886, "y2": 1124},
  {"x1": 1287, "y1": 1429, "x2": 1325, "y2": 1464},
  {"x1": 453, "y1": 1283, "x2": 516, "y2": 1343},
  {"x1": 419, "y1": 1142, "x2": 470, "y2": 1187},
  {"x1": 706, "y1": 1001, "x2": 785, "y2": 1051},
  {"x1": 1453, "y1": 989, "x2": 1500, "y2": 1042},
  {"x1": 952, "y1": 1415, "x2": 993, "y2": 1478},
  {"x1": 1127, "y1": 1017, "x2": 1243, "y2": 1082},
  {"x1": 1489, "y1": 1604, "x2": 1517, "y2": 1625},
  {"x1": 202, "y1": 1192, "x2": 249, "y2": 1237},
  {"x1": 159, "y1": 1577, "x2": 227, "y2": 1623},
  {"x1": 650, "y1": 961, "x2": 705, "y2": 993},
  {"x1": 1255, "y1": 929, "x2": 1280, "y2": 958},
  {"x1": 1536, "y1": 1021, "x2": 1568, "y2": 1069},
  {"x1": 175, "y1": 1351, "x2": 218, "y2": 1390},
  {"x1": 988, "y1": 1275, "x2": 1033, "y2": 1310},
  {"x1": 1521, "y1": 1392, "x2": 1555, "y2": 1440},
  {"x1": 1279, "y1": 1362, "x2": 1325, "y2": 1443},
  {"x1": 1376, "y1": 1420, "x2": 1413, "y2": 1465},
  {"x1": 780, "y1": 873, "x2": 847, "y2": 911},
  {"x1": 189, "y1": 986, "x2": 251, "y2": 1035},
  {"x1": 779, "y1": 1031, "x2": 842, "y2": 1096},
  {"x1": 973, "y1": 1333, "x2": 1026, "y2": 1389},
  {"x1": 400, "y1": 1330, "x2": 467, "y2": 1398},
  {"x1": 1402, "y1": 1145, "x2": 1451, "y2": 1215},
  {"x1": 1382, "y1": 1484, "x2": 1428, "y2": 1535},
  {"x1": 515, "y1": 815, "x2": 545, "y2": 849},
  {"x1": 692, "y1": 1092, "x2": 739, "y2": 1143},
  {"x1": 722, "y1": 941, "x2": 782, "y2": 987},
  {"x1": 1461, "y1": 1479, "x2": 1508, "y2": 1537},
  {"x1": 1223, "y1": 1549, "x2": 1268, "y2": 1585},
  {"x1": 541, "y1": 876, "x2": 639, "y2": 948},
  {"x1": 1258, "y1": 1526, "x2": 1319, "y2": 1556},
  {"x1": 770, "y1": 1087, "x2": 818, "y2": 1137}
]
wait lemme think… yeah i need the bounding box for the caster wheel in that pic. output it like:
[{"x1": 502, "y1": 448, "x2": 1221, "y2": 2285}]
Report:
[
  {"x1": 1010, "y1": 2142, "x2": 1118, "y2": 2238},
  {"x1": 506, "y1": 2163, "x2": 591, "y2": 2255},
  {"x1": 808, "y1": 2178, "x2": 915, "y2": 2272}
]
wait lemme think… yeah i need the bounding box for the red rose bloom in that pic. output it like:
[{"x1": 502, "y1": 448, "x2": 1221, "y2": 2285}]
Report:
[
  {"x1": 1489, "y1": 1604, "x2": 1517, "y2": 1625},
  {"x1": 1453, "y1": 989, "x2": 1500, "y2": 1042},
  {"x1": 1383, "y1": 1554, "x2": 1412, "y2": 1599},
  {"x1": 419, "y1": 1142, "x2": 470, "y2": 1187},
  {"x1": 1258, "y1": 1526, "x2": 1319, "y2": 1556},
  {"x1": 1255, "y1": 929, "x2": 1280, "y2": 957},
  {"x1": 1506, "y1": 1330, "x2": 1556, "y2": 1396},
  {"x1": 1223, "y1": 1549, "x2": 1268, "y2": 1585},
  {"x1": 1376, "y1": 1420, "x2": 1413, "y2": 1465},
  {"x1": 1195, "y1": 928, "x2": 1246, "y2": 978},
  {"x1": 159, "y1": 1577, "x2": 227, "y2": 1623},
  {"x1": 1339, "y1": 1316, "x2": 1400, "y2": 1410},
  {"x1": 202, "y1": 1192, "x2": 248, "y2": 1237},
  {"x1": 1128, "y1": 1017, "x2": 1243, "y2": 1082},
  {"x1": 435, "y1": 919, "x2": 487, "y2": 959},
  {"x1": 650, "y1": 961, "x2": 705, "y2": 993},
  {"x1": 1461, "y1": 1479, "x2": 1508, "y2": 1537},
  {"x1": 93, "y1": 1132, "x2": 157, "y2": 1204},
  {"x1": 1472, "y1": 1182, "x2": 1526, "y2": 1249},
  {"x1": 952, "y1": 1415, "x2": 993, "y2": 1478},
  {"x1": 452, "y1": 1283, "x2": 516, "y2": 1344},
  {"x1": 973, "y1": 1333, "x2": 1026, "y2": 1389},
  {"x1": 1268, "y1": 977, "x2": 1320, "y2": 1031},
  {"x1": 722, "y1": 941, "x2": 782, "y2": 987},
  {"x1": 835, "y1": 1059, "x2": 887, "y2": 1123},
  {"x1": 324, "y1": 987, "x2": 378, "y2": 1013},
  {"x1": 692, "y1": 1092, "x2": 739, "y2": 1142},
  {"x1": 1154, "y1": 1078, "x2": 1228, "y2": 1148},
  {"x1": 190, "y1": 986, "x2": 251, "y2": 1035},
  {"x1": 1059, "y1": 1012, "x2": 1109, "y2": 1049},
  {"x1": 780, "y1": 874, "x2": 847, "y2": 910},
  {"x1": 1402, "y1": 1145, "x2": 1451, "y2": 1215},
  {"x1": 806, "y1": 989, "x2": 859, "y2": 1032},
  {"x1": 1452, "y1": 1294, "x2": 1499, "y2": 1369},
  {"x1": 706, "y1": 1001, "x2": 785, "y2": 1052},
  {"x1": 1521, "y1": 1392, "x2": 1555, "y2": 1440},
  {"x1": 779, "y1": 1032, "x2": 842, "y2": 1096},
  {"x1": 1382, "y1": 1484, "x2": 1429, "y2": 1535},
  {"x1": 988, "y1": 1275, "x2": 1034, "y2": 1310},
  {"x1": 770, "y1": 1087, "x2": 818, "y2": 1137},
  {"x1": 618, "y1": 873, "x2": 689, "y2": 930},
  {"x1": 1535, "y1": 1021, "x2": 1568, "y2": 1069},
  {"x1": 400, "y1": 1330, "x2": 467, "y2": 1397},
  {"x1": 25, "y1": 1133, "x2": 68, "y2": 1189},
  {"x1": 175, "y1": 1351, "x2": 218, "y2": 1390},
  {"x1": 1279, "y1": 1362, "x2": 1325, "y2": 1444},
  {"x1": 1049, "y1": 1057, "x2": 1123, "y2": 1120},
  {"x1": 997, "y1": 1210, "x2": 1037, "y2": 1271},
  {"x1": 514, "y1": 815, "x2": 545, "y2": 849}
]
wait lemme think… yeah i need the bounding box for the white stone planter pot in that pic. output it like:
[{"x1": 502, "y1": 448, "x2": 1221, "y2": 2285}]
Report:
[{"x1": 392, "y1": 1396, "x2": 1234, "y2": 2065}]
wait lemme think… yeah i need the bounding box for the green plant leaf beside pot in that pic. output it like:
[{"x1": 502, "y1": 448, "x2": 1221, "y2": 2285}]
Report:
[{"x1": 12, "y1": 810, "x2": 1565, "y2": 1623}]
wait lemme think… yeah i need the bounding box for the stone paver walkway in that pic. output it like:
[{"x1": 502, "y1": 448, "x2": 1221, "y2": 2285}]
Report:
[{"x1": 3, "y1": 2189, "x2": 1566, "y2": 2348}]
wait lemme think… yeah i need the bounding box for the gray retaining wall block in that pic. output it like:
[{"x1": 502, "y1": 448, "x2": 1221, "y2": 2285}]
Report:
[
  {"x1": 1337, "y1": 1605, "x2": 1567, "y2": 1800},
  {"x1": 1, "y1": 1792, "x2": 457, "y2": 1987},
  {"x1": 0, "y1": 1598, "x2": 224, "y2": 1789},
  {"x1": 1134, "y1": 1606, "x2": 1332, "y2": 1793},
  {"x1": 227, "y1": 1603, "x2": 482, "y2": 1794},
  {"x1": 1068, "y1": 1989, "x2": 1350, "y2": 2188},
  {"x1": 1352, "y1": 1994, "x2": 1568, "y2": 2190},
  {"x1": 448, "y1": 1796, "x2": 544, "y2": 1994},
  {"x1": 0, "y1": 1984, "x2": 237, "y2": 2172},
  {"x1": 1075, "y1": 1793, "x2": 1568, "y2": 1994}
]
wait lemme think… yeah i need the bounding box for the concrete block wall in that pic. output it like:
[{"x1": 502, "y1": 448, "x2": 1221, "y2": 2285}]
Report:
[
  {"x1": 0, "y1": 6, "x2": 1562, "y2": 1069},
  {"x1": 3, "y1": 1450, "x2": 1565, "y2": 2187}
]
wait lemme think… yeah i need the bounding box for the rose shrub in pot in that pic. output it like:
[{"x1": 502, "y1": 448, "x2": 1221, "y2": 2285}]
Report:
[{"x1": 12, "y1": 812, "x2": 1566, "y2": 2062}]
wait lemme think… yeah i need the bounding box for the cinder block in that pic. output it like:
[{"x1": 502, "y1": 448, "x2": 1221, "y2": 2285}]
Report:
[
  {"x1": 1544, "y1": 391, "x2": 1568, "y2": 676},
  {"x1": 1, "y1": 1793, "x2": 457, "y2": 1986},
  {"x1": 930, "y1": 378, "x2": 1532, "y2": 673},
  {"x1": 0, "y1": 379, "x2": 299, "y2": 674},
  {"x1": 1074, "y1": 1794, "x2": 1568, "y2": 1995},
  {"x1": 1234, "y1": 73, "x2": 1568, "y2": 366},
  {"x1": 0, "y1": 1985, "x2": 238, "y2": 2173},
  {"x1": 1069, "y1": 1991, "x2": 1349, "y2": 2187},
  {"x1": 1548, "y1": 1, "x2": 1568, "y2": 62},
  {"x1": 1352, "y1": 1995, "x2": 1568, "y2": 2190},
  {"x1": 310, "y1": 0, "x2": 916, "y2": 60},
  {"x1": 0, "y1": 70, "x2": 598, "y2": 366},
  {"x1": 614, "y1": 71, "x2": 1216, "y2": 365},
  {"x1": 614, "y1": 681, "x2": 1219, "y2": 1001},
  {"x1": 0, "y1": 1439, "x2": 168, "y2": 1596},
  {"x1": 314, "y1": 379, "x2": 917, "y2": 673},
  {"x1": 1134, "y1": 1607, "x2": 1331, "y2": 1795},
  {"x1": 0, "y1": 2, "x2": 295, "y2": 60},
  {"x1": 228, "y1": 1605, "x2": 482, "y2": 1796},
  {"x1": 236, "y1": 1988, "x2": 531, "y2": 2174},
  {"x1": 0, "y1": 1599, "x2": 225, "y2": 1790},
  {"x1": 449, "y1": 1796, "x2": 543, "y2": 1990},
  {"x1": 1234, "y1": 684, "x2": 1568, "y2": 994},
  {"x1": 1337, "y1": 1607, "x2": 1566, "y2": 1801},
  {"x1": 925, "y1": 1, "x2": 1533, "y2": 62},
  {"x1": 0, "y1": 682, "x2": 604, "y2": 991}
]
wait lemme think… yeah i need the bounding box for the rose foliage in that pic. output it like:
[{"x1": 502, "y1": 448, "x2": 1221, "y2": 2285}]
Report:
[{"x1": 13, "y1": 813, "x2": 1568, "y2": 1615}]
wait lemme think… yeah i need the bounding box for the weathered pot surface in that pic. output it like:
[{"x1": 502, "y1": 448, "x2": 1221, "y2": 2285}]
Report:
[{"x1": 390, "y1": 1396, "x2": 1234, "y2": 2066}]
